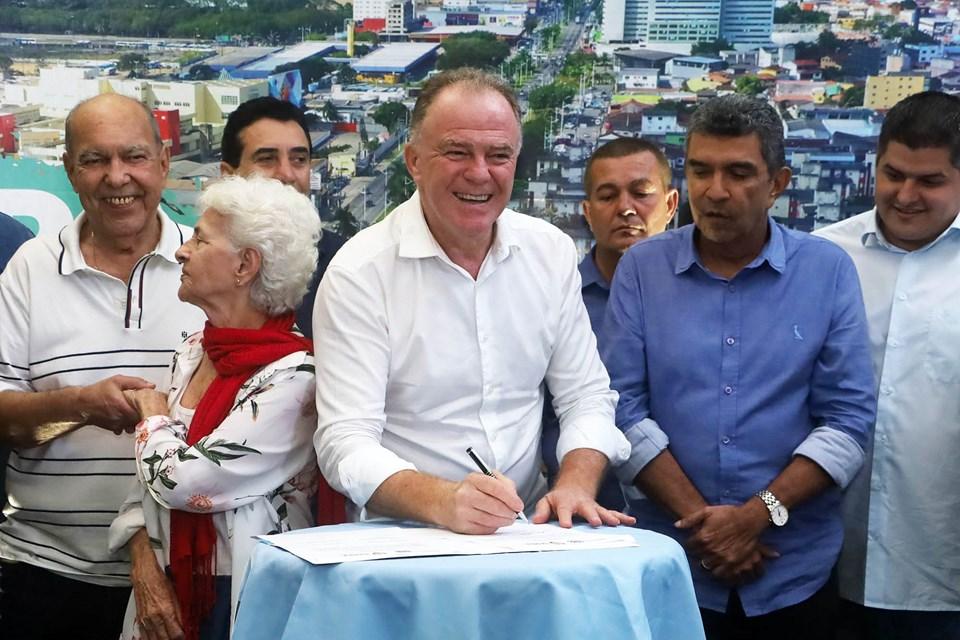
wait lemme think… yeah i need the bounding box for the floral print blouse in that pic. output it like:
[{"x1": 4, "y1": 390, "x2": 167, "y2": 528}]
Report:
[{"x1": 109, "y1": 331, "x2": 318, "y2": 638}]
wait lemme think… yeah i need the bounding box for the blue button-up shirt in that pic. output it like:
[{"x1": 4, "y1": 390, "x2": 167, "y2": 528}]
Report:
[
  {"x1": 0, "y1": 212, "x2": 33, "y2": 273},
  {"x1": 601, "y1": 220, "x2": 876, "y2": 616},
  {"x1": 541, "y1": 248, "x2": 625, "y2": 510}
]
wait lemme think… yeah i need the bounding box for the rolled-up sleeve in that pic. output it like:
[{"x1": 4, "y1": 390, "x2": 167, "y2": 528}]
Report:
[
  {"x1": 545, "y1": 236, "x2": 630, "y2": 468},
  {"x1": 600, "y1": 253, "x2": 671, "y2": 480},
  {"x1": 798, "y1": 253, "x2": 876, "y2": 488},
  {"x1": 312, "y1": 265, "x2": 416, "y2": 508}
]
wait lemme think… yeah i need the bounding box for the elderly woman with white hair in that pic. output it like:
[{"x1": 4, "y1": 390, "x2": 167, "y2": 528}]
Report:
[{"x1": 108, "y1": 175, "x2": 322, "y2": 640}]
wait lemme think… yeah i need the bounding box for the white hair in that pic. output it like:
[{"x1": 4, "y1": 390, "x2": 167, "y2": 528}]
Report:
[{"x1": 199, "y1": 175, "x2": 321, "y2": 316}]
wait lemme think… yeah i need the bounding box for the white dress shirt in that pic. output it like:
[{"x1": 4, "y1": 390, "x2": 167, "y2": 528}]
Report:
[
  {"x1": 312, "y1": 192, "x2": 630, "y2": 513},
  {"x1": 816, "y1": 209, "x2": 960, "y2": 611}
]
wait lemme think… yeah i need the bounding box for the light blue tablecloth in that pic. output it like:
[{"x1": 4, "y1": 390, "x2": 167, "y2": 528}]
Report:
[{"x1": 233, "y1": 522, "x2": 705, "y2": 640}]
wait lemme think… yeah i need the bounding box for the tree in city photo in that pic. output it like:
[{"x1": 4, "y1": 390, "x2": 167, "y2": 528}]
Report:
[
  {"x1": 117, "y1": 52, "x2": 148, "y2": 75},
  {"x1": 774, "y1": 2, "x2": 830, "y2": 24},
  {"x1": 320, "y1": 101, "x2": 342, "y2": 123},
  {"x1": 337, "y1": 64, "x2": 357, "y2": 85},
  {"x1": 371, "y1": 101, "x2": 409, "y2": 133},
  {"x1": 188, "y1": 64, "x2": 217, "y2": 81},
  {"x1": 559, "y1": 51, "x2": 611, "y2": 84},
  {"x1": 276, "y1": 55, "x2": 333, "y2": 85},
  {"x1": 0, "y1": 55, "x2": 13, "y2": 80},
  {"x1": 436, "y1": 32, "x2": 510, "y2": 70},
  {"x1": 332, "y1": 206, "x2": 361, "y2": 238},
  {"x1": 883, "y1": 23, "x2": 936, "y2": 44},
  {"x1": 528, "y1": 82, "x2": 576, "y2": 111},
  {"x1": 734, "y1": 75, "x2": 765, "y2": 96},
  {"x1": 540, "y1": 24, "x2": 561, "y2": 50},
  {"x1": 386, "y1": 157, "x2": 416, "y2": 205},
  {"x1": 516, "y1": 115, "x2": 548, "y2": 181},
  {"x1": 840, "y1": 85, "x2": 865, "y2": 107},
  {"x1": 691, "y1": 38, "x2": 731, "y2": 57}
]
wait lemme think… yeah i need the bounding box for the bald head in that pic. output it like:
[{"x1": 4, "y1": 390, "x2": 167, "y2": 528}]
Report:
[{"x1": 64, "y1": 94, "x2": 162, "y2": 157}]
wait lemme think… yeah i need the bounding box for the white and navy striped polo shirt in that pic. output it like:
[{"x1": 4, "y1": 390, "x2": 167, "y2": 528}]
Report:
[{"x1": 0, "y1": 211, "x2": 205, "y2": 586}]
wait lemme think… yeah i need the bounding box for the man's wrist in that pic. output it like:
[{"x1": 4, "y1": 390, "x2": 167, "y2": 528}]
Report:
[
  {"x1": 67, "y1": 387, "x2": 91, "y2": 423},
  {"x1": 742, "y1": 497, "x2": 772, "y2": 534}
]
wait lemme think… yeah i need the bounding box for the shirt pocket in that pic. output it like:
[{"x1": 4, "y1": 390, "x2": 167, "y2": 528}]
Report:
[{"x1": 924, "y1": 307, "x2": 960, "y2": 384}]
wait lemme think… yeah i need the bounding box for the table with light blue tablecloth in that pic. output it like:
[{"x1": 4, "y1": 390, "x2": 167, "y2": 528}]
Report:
[{"x1": 233, "y1": 521, "x2": 705, "y2": 640}]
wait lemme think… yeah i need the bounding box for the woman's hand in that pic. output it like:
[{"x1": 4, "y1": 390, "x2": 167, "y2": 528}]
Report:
[
  {"x1": 123, "y1": 389, "x2": 170, "y2": 421},
  {"x1": 129, "y1": 528, "x2": 184, "y2": 640}
]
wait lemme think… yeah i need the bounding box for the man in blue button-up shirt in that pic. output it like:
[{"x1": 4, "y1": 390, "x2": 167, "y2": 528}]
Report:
[
  {"x1": 601, "y1": 95, "x2": 876, "y2": 639},
  {"x1": 541, "y1": 138, "x2": 679, "y2": 511}
]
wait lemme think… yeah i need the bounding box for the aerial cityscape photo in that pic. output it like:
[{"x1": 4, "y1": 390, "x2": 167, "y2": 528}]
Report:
[
  {"x1": 2, "y1": 1, "x2": 960, "y2": 639},
  {"x1": 0, "y1": 0, "x2": 946, "y2": 247}
]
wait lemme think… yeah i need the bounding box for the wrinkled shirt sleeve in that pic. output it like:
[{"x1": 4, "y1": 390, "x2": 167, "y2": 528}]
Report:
[
  {"x1": 545, "y1": 236, "x2": 630, "y2": 469},
  {"x1": 600, "y1": 252, "x2": 671, "y2": 484},
  {"x1": 793, "y1": 253, "x2": 876, "y2": 488},
  {"x1": 312, "y1": 265, "x2": 416, "y2": 508}
]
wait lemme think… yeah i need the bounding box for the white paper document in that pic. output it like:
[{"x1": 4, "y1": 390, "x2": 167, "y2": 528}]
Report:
[{"x1": 258, "y1": 523, "x2": 640, "y2": 565}]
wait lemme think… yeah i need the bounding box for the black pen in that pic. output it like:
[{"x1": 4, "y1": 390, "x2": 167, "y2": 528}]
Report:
[{"x1": 465, "y1": 447, "x2": 529, "y2": 523}]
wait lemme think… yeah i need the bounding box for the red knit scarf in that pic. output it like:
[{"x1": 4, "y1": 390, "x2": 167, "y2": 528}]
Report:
[{"x1": 169, "y1": 313, "x2": 311, "y2": 640}]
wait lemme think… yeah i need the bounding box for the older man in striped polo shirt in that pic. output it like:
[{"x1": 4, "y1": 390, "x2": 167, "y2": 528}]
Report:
[{"x1": 0, "y1": 94, "x2": 204, "y2": 640}]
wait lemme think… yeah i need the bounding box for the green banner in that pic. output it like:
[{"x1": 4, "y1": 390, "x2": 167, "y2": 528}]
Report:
[{"x1": 0, "y1": 155, "x2": 198, "y2": 237}]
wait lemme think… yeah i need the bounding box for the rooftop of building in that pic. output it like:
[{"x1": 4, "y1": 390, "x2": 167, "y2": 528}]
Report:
[
  {"x1": 241, "y1": 41, "x2": 344, "y2": 72},
  {"x1": 673, "y1": 56, "x2": 724, "y2": 64},
  {"x1": 352, "y1": 43, "x2": 441, "y2": 73},
  {"x1": 414, "y1": 24, "x2": 524, "y2": 37},
  {"x1": 203, "y1": 47, "x2": 279, "y2": 70},
  {"x1": 614, "y1": 49, "x2": 679, "y2": 62}
]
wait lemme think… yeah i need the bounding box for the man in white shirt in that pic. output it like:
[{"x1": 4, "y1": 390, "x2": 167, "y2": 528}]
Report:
[
  {"x1": 816, "y1": 90, "x2": 960, "y2": 640},
  {"x1": 0, "y1": 94, "x2": 205, "y2": 639},
  {"x1": 313, "y1": 68, "x2": 633, "y2": 535}
]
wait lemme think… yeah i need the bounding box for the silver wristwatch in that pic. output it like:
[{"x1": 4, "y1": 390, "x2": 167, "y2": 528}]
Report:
[{"x1": 755, "y1": 489, "x2": 789, "y2": 527}]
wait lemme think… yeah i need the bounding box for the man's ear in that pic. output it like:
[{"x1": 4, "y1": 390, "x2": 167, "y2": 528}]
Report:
[
  {"x1": 63, "y1": 152, "x2": 79, "y2": 193},
  {"x1": 581, "y1": 199, "x2": 594, "y2": 233},
  {"x1": 665, "y1": 188, "x2": 680, "y2": 223},
  {"x1": 769, "y1": 166, "x2": 792, "y2": 204},
  {"x1": 220, "y1": 161, "x2": 237, "y2": 177},
  {"x1": 403, "y1": 143, "x2": 421, "y2": 185}
]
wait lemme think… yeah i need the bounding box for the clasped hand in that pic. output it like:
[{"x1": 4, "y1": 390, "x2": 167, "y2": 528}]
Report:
[
  {"x1": 675, "y1": 502, "x2": 778, "y2": 586},
  {"x1": 78, "y1": 375, "x2": 157, "y2": 434}
]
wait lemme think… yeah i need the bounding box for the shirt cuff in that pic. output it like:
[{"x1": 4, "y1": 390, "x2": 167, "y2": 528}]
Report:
[
  {"x1": 138, "y1": 415, "x2": 186, "y2": 439},
  {"x1": 613, "y1": 418, "x2": 670, "y2": 484},
  {"x1": 107, "y1": 502, "x2": 146, "y2": 555},
  {"x1": 555, "y1": 415, "x2": 631, "y2": 469},
  {"x1": 336, "y1": 447, "x2": 418, "y2": 508},
  {"x1": 793, "y1": 425, "x2": 865, "y2": 489}
]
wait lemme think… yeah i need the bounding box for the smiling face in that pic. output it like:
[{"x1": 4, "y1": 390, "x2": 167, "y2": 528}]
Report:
[
  {"x1": 685, "y1": 131, "x2": 790, "y2": 253},
  {"x1": 175, "y1": 208, "x2": 243, "y2": 311},
  {"x1": 404, "y1": 85, "x2": 521, "y2": 249},
  {"x1": 63, "y1": 95, "x2": 170, "y2": 242},
  {"x1": 875, "y1": 141, "x2": 960, "y2": 251},
  {"x1": 222, "y1": 118, "x2": 311, "y2": 195},
  {"x1": 582, "y1": 151, "x2": 678, "y2": 256}
]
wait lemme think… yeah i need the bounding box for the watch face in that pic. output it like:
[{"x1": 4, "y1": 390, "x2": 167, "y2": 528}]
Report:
[{"x1": 771, "y1": 505, "x2": 789, "y2": 527}]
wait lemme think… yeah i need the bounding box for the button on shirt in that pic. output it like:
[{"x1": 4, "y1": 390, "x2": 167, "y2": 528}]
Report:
[
  {"x1": 541, "y1": 247, "x2": 626, "y2": 511},
  {"x1": 816, "y1": 209, "x2": 960, "y2": 611},
  {"x1": 313, "y1": 193, "x2": 630, "y2": 513},
  {"x1": 601, "y1": 220, "x2": 876, "y2": 616}
]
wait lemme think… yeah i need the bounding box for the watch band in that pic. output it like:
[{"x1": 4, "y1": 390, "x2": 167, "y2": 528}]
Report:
[
  {"x1": 755, "y1": 489, "x2": 780, "y2": 511},
  {"x1": 755, "y1": 489, "x2": 788, "y2": 526}
]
